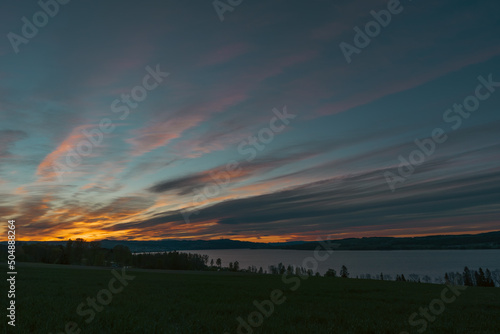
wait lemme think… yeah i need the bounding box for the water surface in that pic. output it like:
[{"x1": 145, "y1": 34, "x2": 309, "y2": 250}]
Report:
[{"x1": 183, "y1": 249, "x2": 500, "y2": 281}]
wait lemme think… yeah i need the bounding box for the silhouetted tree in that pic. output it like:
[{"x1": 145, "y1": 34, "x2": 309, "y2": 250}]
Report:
[
  {"x1": 87, "y1": 241, "x2": 101, "y2": 266},
  {"x1": 491, "y1": 270, "x2": 500, "y2": 287},
  {"x1": 73, "y1": 238, "x2": 87, "y2": 264},
  {"x1": 476, "y1": 268, "x2": 486, "y2": 287},
  {"x1": 453, "y1": 272, "x2": 463, "y2": 285},
  {"x1": 278, "y1": 263, "x2": 286, "y2": 275},
  {"x1": 61, "y1": 239, "x2": 73, "y2": 264},
  {"x1": 325, "y1": 269, "x2": 337, "y2": 277},
  {"x1": 463, "y1": 266, "x2": 473, "y2": 286},
  {"x1": 112, "y1": 245, "x2": 132, "y2": 266},
  {"x1": 340, "y1": 265, "x2": 349, "y2": 278},
  {"x1": 132, "y1": 251, "x2": 209, "y2": 270},
  {"x1": 485, "y1": 269, "x2": 495, "y2": 287}
]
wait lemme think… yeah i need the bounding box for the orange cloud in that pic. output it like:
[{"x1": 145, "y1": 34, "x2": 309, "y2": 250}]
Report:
[
  {"x1": 36, "y1": 125, "x2": 97, "y2": 180},
  {"x1": 127, "y1": 93, "x2": 247, "y2": 156}
]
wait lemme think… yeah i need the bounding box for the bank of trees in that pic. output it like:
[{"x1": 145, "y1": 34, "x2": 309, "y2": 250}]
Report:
[
  {"x1": 322, "y1": 266, "x2": 498, "y2": 287},
  {"x1": 16, "y1": 239, "x2": 113, "y2": 266},
  {"x1": 133, "y1": 251, "x2": 208, "y2": 270},
  {"x1": 13, "y1": 239, "x2": 208, "y2": 271},
  {"x1": 457, "y1": 266, "x2": 496, "y2": 287}
]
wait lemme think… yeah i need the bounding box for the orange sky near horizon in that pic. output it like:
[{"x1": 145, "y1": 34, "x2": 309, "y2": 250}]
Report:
[{"x1": 5, "y1": 226, "x2": 499, "y2": 243}]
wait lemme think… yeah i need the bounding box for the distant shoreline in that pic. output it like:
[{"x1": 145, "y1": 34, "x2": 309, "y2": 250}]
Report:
[{"x1": 6, "y1": 230, "x2": 499, "y2": 253}]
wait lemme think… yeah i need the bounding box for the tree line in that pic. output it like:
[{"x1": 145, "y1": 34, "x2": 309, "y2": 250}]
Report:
[
  {"x1": 3, "y1": 240, "x2": 498, "y2": 287},
  {"x1": 9, "y1": 239, "x2": 209, "y2": 271}
]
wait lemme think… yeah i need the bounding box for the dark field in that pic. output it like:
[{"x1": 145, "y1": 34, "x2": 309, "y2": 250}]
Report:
[{"x1": 2, "y1": 263, "x2": 500, "y2": 334}]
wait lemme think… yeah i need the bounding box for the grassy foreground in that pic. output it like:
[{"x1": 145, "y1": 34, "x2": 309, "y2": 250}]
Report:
[{"x1": 2, "y1": 263, "x2": 499, "y2": 334}]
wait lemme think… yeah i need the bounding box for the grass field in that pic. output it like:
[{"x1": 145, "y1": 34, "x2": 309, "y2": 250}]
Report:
[{"x1": 2, "y1": 263, "x2": 500, "y2": 334}]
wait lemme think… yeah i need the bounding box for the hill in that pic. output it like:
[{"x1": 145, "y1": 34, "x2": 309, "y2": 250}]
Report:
[{"x1": 6, "y1": 230, "x2": 499, "y2": 252}]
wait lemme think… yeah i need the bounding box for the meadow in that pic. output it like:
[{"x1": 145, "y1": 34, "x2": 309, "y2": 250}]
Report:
[{"x1": 2, "y1": 263, "x2": 499, "y2": 334}]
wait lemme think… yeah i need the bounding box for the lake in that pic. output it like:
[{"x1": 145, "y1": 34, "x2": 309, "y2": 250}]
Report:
[{"x1": 182, "y1": 249, "x2": 500, "y2": 281}]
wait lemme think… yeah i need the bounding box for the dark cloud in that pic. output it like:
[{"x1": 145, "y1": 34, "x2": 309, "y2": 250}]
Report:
[
  {"x1": 148, "y1": 172, "x2": 210, "y2": 195},
  {"x1": 110, "y1": 158, "x2": 500, "y2": 237},
  {"x1": 90, "y1": 196, "x2": 155, "y2": 218}
]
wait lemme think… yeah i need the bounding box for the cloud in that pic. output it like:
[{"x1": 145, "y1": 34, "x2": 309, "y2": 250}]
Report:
[
  {"x1": 3, "y1": 0, "x2": 500, "y2": 241},
  {"x1": 126, "y1": 93, "x2": 248, "y2": 156},
  {"x1": 147, "y1": 144, "x2": 325, "y2": 196},
  {"x1": 35, "y1": 125, "x2": 95, "y2": 180},
  {"x1": 113, "y1": 154, "x2": 500, "y2": 239}
]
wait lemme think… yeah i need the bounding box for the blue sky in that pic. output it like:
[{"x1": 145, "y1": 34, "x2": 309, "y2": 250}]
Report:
[{"x1": 0, "y1": 0, "x2": 499, "y2": 241}]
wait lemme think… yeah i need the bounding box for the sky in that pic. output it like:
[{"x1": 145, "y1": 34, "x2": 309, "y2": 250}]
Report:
[{"x1": 0, "y1": 0, "x2": 499, "y2": 242}]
